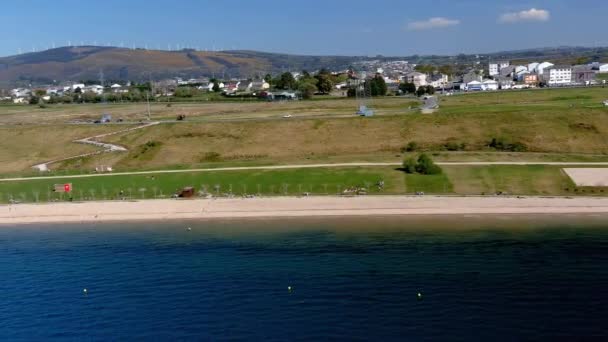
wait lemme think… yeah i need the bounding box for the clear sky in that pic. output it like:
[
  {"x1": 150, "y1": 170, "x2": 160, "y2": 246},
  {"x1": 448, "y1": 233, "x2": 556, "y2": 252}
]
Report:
[{"x1": 1, "y1": 0, "x2": 606, "y2": 57}]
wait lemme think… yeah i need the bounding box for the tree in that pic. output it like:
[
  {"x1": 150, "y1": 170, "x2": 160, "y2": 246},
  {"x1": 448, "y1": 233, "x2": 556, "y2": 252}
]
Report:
[
  {"x1": 415, "y1": 154, "x2": 442, "y2": 175},
  {"x1": 416, "y1": 86, "x2": 426, "y2": 97},
  {"x1": 278, "y1": 72, "x2": 296, "y2": 90},
  {"x1": 437, "y1": 65, "x2": 453, "y2": 76},
  {"x1": 264, "y1": 74, "x2": 273, "y2": 85},
  {"x1": 369, "y1": 74, "x2": 387, "y2": 96},
  {"x1": 208, "y1": 78, "x2": 220, "y2": 92},
  {"x1": 298, "y1": 81, "x2": 317, "y2": 99},
  {"x1": 414, "y1": 64, "x2": 436, "y2": 74},
  {"x1": 399, "y1": 82, "x2": 416, "y2": 94},
  {"x1": 314, "y1": 73, "x2": 334, "y2": 94}
]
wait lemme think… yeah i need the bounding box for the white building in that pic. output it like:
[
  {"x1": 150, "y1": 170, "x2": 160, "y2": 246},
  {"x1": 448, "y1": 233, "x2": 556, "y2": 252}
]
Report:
[
  {"x1": 515, "y1": 65, "x2": 528, "y2": 74},
  {"x1": 429, "y1": 74, "x2": 449, "y2": 88},
  {"x1": 71, "y1": 83, "x2": 86, "y2": 92},
  {"x1": 403, "y1": 72, "x2": 427, "y2": 88},
  {"x1": 528, "y1": 62, "x2": 540, "y2": 73},
  {"x1": 536, "y1": 62, "x2": 554, "y2": 76},
  {"x1": 465, "y1": 80, "x2": 483, "y2": 91},
  {"x1": 85, "y1": 85, "x2": 104, "y2": 95},
  {"x1": 599, "y1": 64, "x2": 608, "y2": 73},
  {"x1": 543, "y1": 66, "x2": 572, "y2": 86},
  {"x1": 482, "y1": 79, "x2": 499, "y2": 91},
  {"x1": 489, "y1": 60, "x2": 510, "y2": 76},
  {"x1": 11, "y1": 88, "x2": 31, "y2": 98}
]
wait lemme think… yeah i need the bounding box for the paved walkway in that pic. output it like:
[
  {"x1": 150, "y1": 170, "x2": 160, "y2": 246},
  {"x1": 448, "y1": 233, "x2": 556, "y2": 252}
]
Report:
[{"x1": 31, "y1": 122, "x2": 159, "y2": 172}]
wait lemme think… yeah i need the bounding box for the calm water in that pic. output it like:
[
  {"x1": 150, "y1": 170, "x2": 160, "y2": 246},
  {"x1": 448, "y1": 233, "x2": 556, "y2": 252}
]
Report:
[{"x1": 1, "y1": 215, "x2": 608, "y2": 341}]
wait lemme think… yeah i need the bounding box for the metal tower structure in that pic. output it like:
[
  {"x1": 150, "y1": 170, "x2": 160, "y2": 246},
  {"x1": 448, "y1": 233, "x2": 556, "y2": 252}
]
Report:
[{"x1": 354, "y1": 70, "x2": 374, "y2": 117}]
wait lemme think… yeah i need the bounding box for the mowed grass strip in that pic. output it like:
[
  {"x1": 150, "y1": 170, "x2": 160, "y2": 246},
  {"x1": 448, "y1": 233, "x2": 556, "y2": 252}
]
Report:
[
  {"x1": 0, "y1": 167, "x2": 405, "y2": 203},
  {"x1": 443, "y1": 165, "x2": 575, "y2": 195},
  {"x1": 1, "y1": 165, "x2": 605, "y2": 204}
]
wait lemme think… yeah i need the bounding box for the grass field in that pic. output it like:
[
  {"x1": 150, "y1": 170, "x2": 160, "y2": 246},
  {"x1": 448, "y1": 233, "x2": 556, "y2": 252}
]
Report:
[
  {"x1": 0, "y1": 87, "x2": 607, "y2": 176},
  {"x1": 0, "y1": 164, "x2": 601, "y2": 204}
]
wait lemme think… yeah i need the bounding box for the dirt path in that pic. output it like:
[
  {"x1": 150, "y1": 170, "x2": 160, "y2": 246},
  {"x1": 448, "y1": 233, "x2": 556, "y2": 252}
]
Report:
[
  {"x1": 6, "y1": 161, "x2": 608, "y2": 182},
  {"x1": 32, "y1": 122, "x2": 159, "y2": 172}
]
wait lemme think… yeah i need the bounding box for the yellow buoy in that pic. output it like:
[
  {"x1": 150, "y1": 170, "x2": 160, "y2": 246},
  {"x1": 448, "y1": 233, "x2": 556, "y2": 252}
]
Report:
[{"x1": 83, "y1": 288, "x2": 88, "y2": 294}]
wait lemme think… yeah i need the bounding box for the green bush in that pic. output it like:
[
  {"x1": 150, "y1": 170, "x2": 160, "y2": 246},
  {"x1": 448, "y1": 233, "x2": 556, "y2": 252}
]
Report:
[
  {"x1": 200, "y1": 152, "x2": 222, "y2": 162},
  {"x1": 402, "y1": 153, "x2": 442, "y2": 175},
  {"x1": 488, "y1": 138, "x2": 528, "y2": 152},
  {"x1": 415, "y1": 153, "x2": 442, "y2": 175},
  {"x1": 401, "y1": 141, "x2": 418, "y2": 153},
  {"x1": 402, "y1": 158, "x2": 417, "y2": 174}
]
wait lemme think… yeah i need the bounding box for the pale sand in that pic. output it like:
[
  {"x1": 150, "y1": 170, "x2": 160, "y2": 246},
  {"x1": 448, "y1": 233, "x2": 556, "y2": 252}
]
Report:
[
  {"x1": 2, "y1": 196, "x2": 608, "y2": 225},
  {"x1": 563, "y1": 168, "x2": 608, "y2": 187}
]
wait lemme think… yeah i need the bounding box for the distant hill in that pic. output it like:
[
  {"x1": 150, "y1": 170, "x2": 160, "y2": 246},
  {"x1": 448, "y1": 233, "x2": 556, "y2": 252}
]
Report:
[
  {"x1": 0, "y1": 46, "x2": 364, "y2": 87},
  {"x1": 1, "y1": 45, "x2": 607, "y2": 87}
]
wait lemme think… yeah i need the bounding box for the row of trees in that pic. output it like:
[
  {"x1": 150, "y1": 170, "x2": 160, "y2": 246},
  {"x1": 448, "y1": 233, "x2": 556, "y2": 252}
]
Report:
[
  {"x1": 263, "y1": 69, "x2": 349, "y2": 99},
  {"x1": 398, "y1": 83, "x2": 436, "y2": 96}
]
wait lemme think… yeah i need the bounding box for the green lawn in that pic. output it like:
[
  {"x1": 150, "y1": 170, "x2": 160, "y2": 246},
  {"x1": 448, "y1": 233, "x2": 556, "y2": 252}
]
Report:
[
  {"x1": 0, "y1": 167, "x2": 405, "y2": 203},
  {"x1": 2, "y1": 164, "x2": 607, "y2": 204},
  {"x1": 444, "y1": 165, "x2": 574, "y2": 195}
]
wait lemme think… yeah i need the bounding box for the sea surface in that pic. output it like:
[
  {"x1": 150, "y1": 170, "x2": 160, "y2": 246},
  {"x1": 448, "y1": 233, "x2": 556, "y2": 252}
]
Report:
[{"x1": 1, "y1": 215, "x2": 608, "y2": 341}]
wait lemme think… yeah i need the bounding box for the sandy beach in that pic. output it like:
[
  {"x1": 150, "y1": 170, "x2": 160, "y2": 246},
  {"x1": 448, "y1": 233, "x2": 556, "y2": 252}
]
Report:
[{"x1": 2, "y1": 196, "x2": 608, "y2": 225}]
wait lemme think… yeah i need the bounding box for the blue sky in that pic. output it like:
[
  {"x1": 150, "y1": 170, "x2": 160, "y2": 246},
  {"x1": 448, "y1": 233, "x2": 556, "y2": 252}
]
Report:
[{"x1": 1, "y1": 0, "x2": 606, "y2": 57}]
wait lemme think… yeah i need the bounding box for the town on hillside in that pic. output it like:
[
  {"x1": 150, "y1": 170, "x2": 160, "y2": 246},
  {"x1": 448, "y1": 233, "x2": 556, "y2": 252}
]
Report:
[{"x1": 3, "y1": 59, "x2": 607, "y2": 105}]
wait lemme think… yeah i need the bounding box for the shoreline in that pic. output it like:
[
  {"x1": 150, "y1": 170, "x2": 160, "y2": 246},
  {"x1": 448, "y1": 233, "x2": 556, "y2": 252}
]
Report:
[{"x1": 3, "y1": 196, "x2": 608, "y2": 225}]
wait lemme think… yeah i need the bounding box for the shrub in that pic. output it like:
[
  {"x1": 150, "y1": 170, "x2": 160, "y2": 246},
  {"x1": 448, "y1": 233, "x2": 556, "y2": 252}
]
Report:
[
  {"x1": 401, "y1": 141, "x2": 418, "y2": 153},
  {"x1": 488, "y1": 138, "x2": 527, "y2": 152},
  {"x1": 402, "y1": 153, "x2": 442, "y2": 175},
  {"x1": 402, "y1": 158, "x2": 417, "y2": 174},
  {"x1": 416, "y1": 153, "x2": 442, "y2": 175},
  {"x1": 200, "y1": 152, "x2": 222, "y2": 162},
  {"x1": 443, "y1": 141, "x2": 466, "y2": 151}
]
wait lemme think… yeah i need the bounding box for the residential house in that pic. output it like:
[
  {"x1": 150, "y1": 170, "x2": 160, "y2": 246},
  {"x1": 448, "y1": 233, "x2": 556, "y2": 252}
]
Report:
[
  {"x1": 403, "y1": 72, "x2": 427, "y2": 88},
  {"x1": 543, "y1": 65, "x2": 572, "y2": 86},
  {"x1": 571, "y1": 65, "x2": 597, "y2": 84},
  {"x1": 428, "y1": 74, "x2": 449, "y2": 88},
  {"x1": 489, "y1": 60, "x2": 510, "y2": 76},
  {"x1": 110, "y1": 84, "x2": 124, "y2": 93},
  {"x1": 223, "y1": 82, "x2": 239, "y2": 93},
  {"x1": 85, "y1": 85, "x2": 104, "y2": 95},
  {"x1": 11, "y1": 88, "x2": 31, "y2": 98},
  {"x1": 251, "y1": 80, "x2": 270, "y2": 91},
  {"x1": 599, "y1": 64, "x2": 608, "y2": 73},
  {"x1": 237, "y1": 80, "x2": 253, "y2": 92},
  {"x1": 70, "y1": 83, "x2": 85, "y2": 92},
  {"x1": 482, "y1": 79, "x2": 499, "y2": 91},
  {"x1": 462, "y1": 70, "x2": 482, "y2": 84},
  {"x1": 499, "y1": 66, "x2": 516, "y2": 79},
  {"x1": 465, "y1": 80, "x2": 483, "y2": 91},
  {"x1": 13, "y1": 97, "x2": 28, "y2": 104},
  {"x1": 496, "y1": 76, "x2": 515, "y2": 89},
  {"x1": 335, "y1": 82, "x2": 348, "y2": 90},
  {"x1": 524, "y1": 74, "x2": 539, "y2": 85}
]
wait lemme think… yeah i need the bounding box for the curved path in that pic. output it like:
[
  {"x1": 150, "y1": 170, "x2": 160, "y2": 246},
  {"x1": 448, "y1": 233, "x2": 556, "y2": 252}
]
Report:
[
  {"x1": 32, "y1": 122, "x2": 159, "y2": 172},
  {"x1": 5, "y1": 161, "x2": 608, "y2": 182}
]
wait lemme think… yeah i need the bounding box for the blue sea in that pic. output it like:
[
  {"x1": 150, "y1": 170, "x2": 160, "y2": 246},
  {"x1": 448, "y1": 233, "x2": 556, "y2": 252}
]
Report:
[{"x1": 1, "y1": 215, "x2": 608, "y2": 341}]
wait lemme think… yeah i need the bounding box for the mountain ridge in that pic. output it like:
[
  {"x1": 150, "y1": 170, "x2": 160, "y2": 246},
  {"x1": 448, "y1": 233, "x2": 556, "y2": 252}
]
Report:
[{"x1": 1, "y1": 45, "x2": 607, "y2": 87}]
